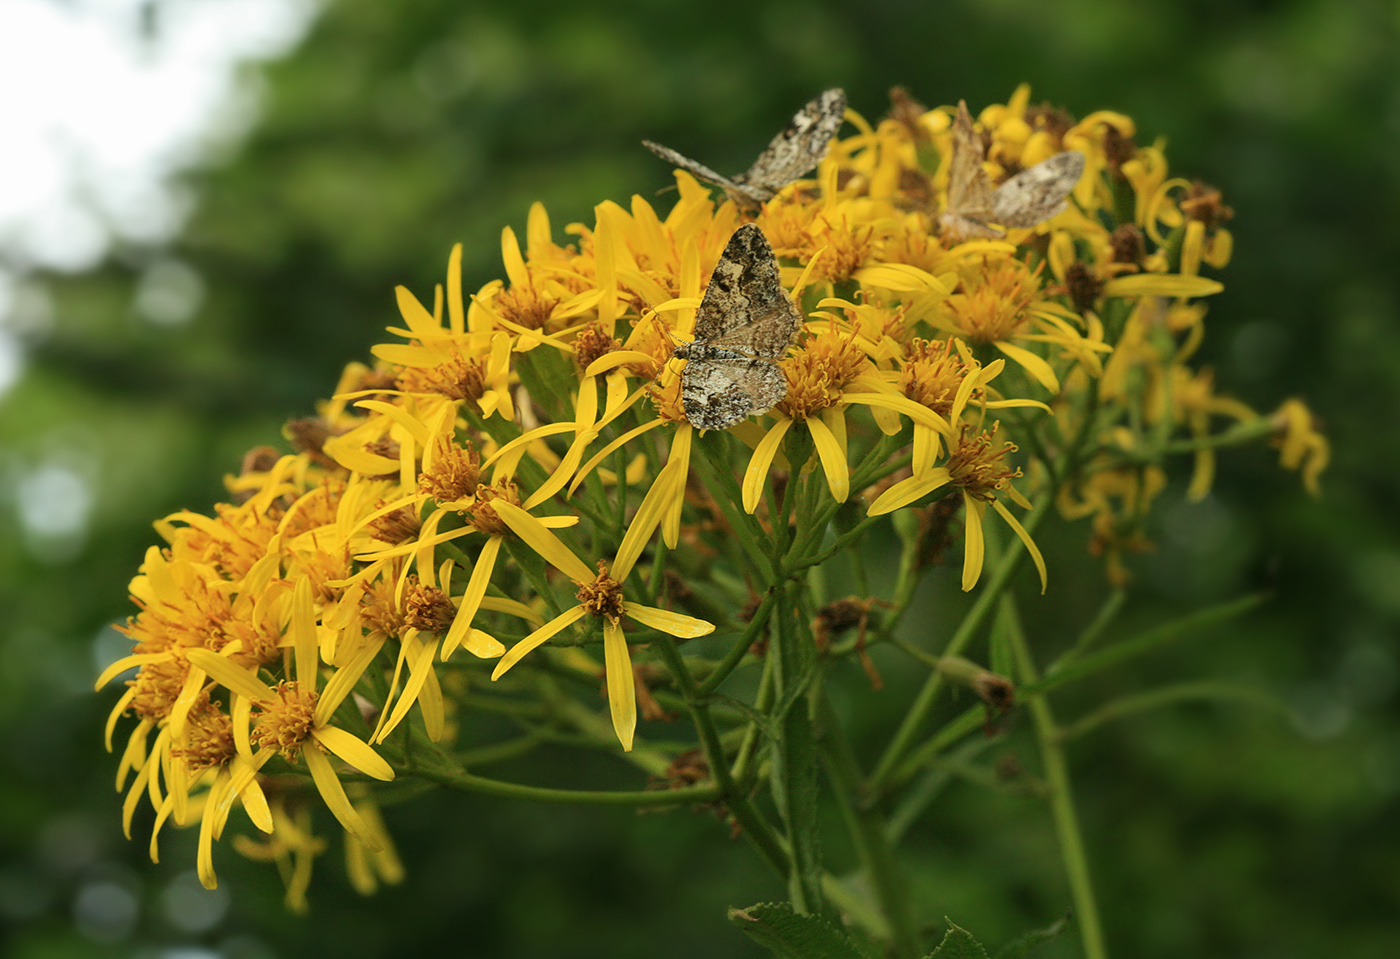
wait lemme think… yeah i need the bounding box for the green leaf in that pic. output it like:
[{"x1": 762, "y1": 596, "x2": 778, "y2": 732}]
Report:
[
  {"x1": 711, "y1": 693, "x2": 781, "y2": 740},
  {"x1": 1031, "y1": 593, "x2": 1267, "y2": 695},
  {"x1": 1060, "y1": 681, "x2": 1287, "y2": 741},
  {"x1": 924, "y1": 919, "x2": 991, "y2": 959},
  {"x1": 993, "y1": 914, "x2": 1072, "y2": 959},
  {"x1": 728, "y1": 902, "x2": 872, "y2": 959}
]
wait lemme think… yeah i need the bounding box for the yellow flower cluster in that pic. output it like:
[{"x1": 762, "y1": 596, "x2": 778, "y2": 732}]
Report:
[{"x1": 98, "y1": 84, "x2": 1326, "y2": 901}]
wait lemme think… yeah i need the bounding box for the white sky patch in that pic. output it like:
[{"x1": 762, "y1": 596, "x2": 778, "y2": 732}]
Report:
[{"x1": 0, "y1": 0, "x2": 317, "y2": 272}]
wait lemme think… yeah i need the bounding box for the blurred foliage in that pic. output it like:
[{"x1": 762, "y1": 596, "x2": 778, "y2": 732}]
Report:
[{"x1": 2, "y1": 0, "x2": 1398, "y2": 956}]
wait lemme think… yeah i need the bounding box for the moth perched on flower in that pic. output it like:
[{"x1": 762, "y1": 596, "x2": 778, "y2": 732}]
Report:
[
  {"x1": 644, "y1": 88, "x2": 847, "y2": 209},
  {"x1": 668, "y1": 223, "x2": 804, "y2": 430},
  {"x1": 99, "y1": 83, "x2": 1324, "y2": 952},
  {"x1": 941, "y1": 99, "x2": 1086, "y2": 239}
]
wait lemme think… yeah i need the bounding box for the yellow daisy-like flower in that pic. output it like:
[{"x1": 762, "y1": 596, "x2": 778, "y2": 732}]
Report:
[
  {"x1": 869, "y1": 422, "x2": 1047, "y2": 592},
  {"x1": 186, "y1": 578, "x2": 394, "y2": 879},
  {"x1": 487, "y1": 500, "x2": 714, "y2": 751}
]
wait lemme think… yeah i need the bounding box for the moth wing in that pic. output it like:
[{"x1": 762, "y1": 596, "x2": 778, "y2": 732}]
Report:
[
  {"x1": 738, "y1": 88, "x2": 848, "y2": 197},
  {"x1": 944, "y1": 100, "x2": 996, "y2": 222},
  {"x1": 691, "y1": 224, "x2": 803, "y2": 357},
  {"x1": 643, "y1": 140, "x2": 754, "y2": 200},
  {"x1": 991, "y1": 150, "x2": 1086, "y2": 228},
  {"x1": 681, "y1": 358, "x2": 787, "y2": 431}
]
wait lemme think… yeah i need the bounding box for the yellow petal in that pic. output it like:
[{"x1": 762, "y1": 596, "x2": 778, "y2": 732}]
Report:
[
  {"x1": 602, "y1": 620, "x2": 636, "y2": 752},
  {"x1": 351, "y1": 399, "x2": 432, "y2": 449},
  {"x1": 523, "y1": 426, "x2": 598, "y2": 509},
  {"x1": 482, "y1": 421, "x2": 575, "y2": 477},
  {"x1": 95, "y1": 653, "x2": 165, "y2": 692},
  {"x1": 961, "y1": 495, "x2": 986, "y2": 592},
  {"x1": 290, "y1": 576, "x2": 319, "y2": 690},
  {"x1": 394, "y1": 285, "x2": 440, "y2": 339},
  {"x1": 570, "y1": 418, "x2": 666, "y2": 496},
  {"x1": 303, "y1": 746, "x2": 380, "y2": 851},
  {"x1": 501, "y1": 226, "x2": 530, "y2": 289},
  {"x1": 624, "y1": 602, "x2": 715, "y2": 638},
  {"x1": 463, "y1": 628, "x2": 505, "y2": 659},
  {"x1": 185, "y1": 648, "x2": 274, "y2": 702},
  {"x1": 447, "y1": 243, "x2": 465, "y2": 333},
  {"x1": 316, "y1": 636, "x2": 384, "y2": 723},
  {"x1": 196, "y1": 779, "x2": 222, "y2": 889},
  {"x1": 840, "y1": 392, "x2": 952, "y2": 434},
  {"x1": 584, "y1": 350, "x2": 655, "y2": 377},
  {"x1": 478, "y1": 595, "x2": 544, "y2": 627},
  {"x1": 852, "y1": 262, "x2": 951, "y2": 293},
  {"x1": 229, "y1": 756, "x2": 273, "y2": 833},
  {"x1": 312, "y1": 725, "x2": 395, "y2": 781},
  {"x1": 806, "y1": 414, "x2": 849, "y2": 502},
  {"x1": 1102, "y1": 273, "x2": 1223, "y2": 298},
  {"x1": 661, "y1": 424, "x2": 693, "y2": 548},
  {"x1": 743, "y1": 417, "x2": 793, "y2": 514},
  {"x1": 613, "y1": 460, "x2": 682, "y2": 582},
  {"x1": 374, "y1": 636, "x2": 438, "y2": 742},
  {"x1": 491, "y1": 501, "x2": 595, "y2": 583},
  {"x1": 491, "y1": 605, "x2": 588, "y2": 680},
  {"x1": 991, "y1": 498, "x2": 1047, "y2": 594},
  {"x1": 791, "y1": 245, "x2": 829, "y2": 301},
  {"x1": 867, "y1": 469, "x2": 952, "y2": 516},
  {"x1": 994, "y1": 342, "x2": 1060, "y2": 393}
]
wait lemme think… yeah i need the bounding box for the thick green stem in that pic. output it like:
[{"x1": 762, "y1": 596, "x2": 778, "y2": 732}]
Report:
[{"x1": 770, "y1": 576, "x2": 825, "y2": 914}]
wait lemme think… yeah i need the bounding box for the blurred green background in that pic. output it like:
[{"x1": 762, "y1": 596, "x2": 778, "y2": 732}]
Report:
[{"x1": 2, "y1": 0, "x2": 1397, "y2": 955}]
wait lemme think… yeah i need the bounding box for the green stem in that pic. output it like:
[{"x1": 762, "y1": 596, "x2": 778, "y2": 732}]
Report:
[
  {"x1": 1002, "y1": 598, "x2": 1108, "y2": 959},
  {"x1": 690, "y1": 435, "x2": 777, "y2": 583},
  {"x1": 1059, "y1": 681, "x2": 1285, "y2": 742},
  {"x1": 769, "y1": 578, "x2": 825, "y2": 915},
  {"x1": 653, "y1": 633, "x2": 792, "y2": 883},
  {"x1": 867, "y1": 494, "x2": 1047, "y2": 794},
  {"x1": 816, "y1": 695, "x2": 920, "y2": 957},
  {"x1": 410, "y1": 764, "x2": 719, "y2": 806},
  {"x1": 730, "y1": 650, "x2": 776, "y2": 787},
  {"x1": 696, "y1": 591, "x2": 777, "y2": 697},
  {"x1": 1049, "y1": 588, "x2": 1127, "y2": 673}
]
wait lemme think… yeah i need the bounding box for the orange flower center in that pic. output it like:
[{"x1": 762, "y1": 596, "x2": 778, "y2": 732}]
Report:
[
  {"x1": 576, "y1": 563, "x2": 626, "y2": 623},
  {"x1": 777, "y1": 328, "x2": 869, "y2": 419},
  {"x1": 418, "y1": 440, "x2": 482, "y2": 506},
  {"x1": 946, "y1": 425, "x2": 1022, "y2": 502},
  {"x1": 944, "y1": 257, "x2": 1041, "y2": 344},
  {"x1": 899, "y1": 337, "x2": 974, "y2": 416},
  {"x1": 251, "y1": 681, "x2": 318, "y2": 756}
]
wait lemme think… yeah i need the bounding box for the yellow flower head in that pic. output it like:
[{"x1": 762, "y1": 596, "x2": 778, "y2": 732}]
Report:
[{"x1": 97, "y1": 84, "x2": 1322, "y2": 903}]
